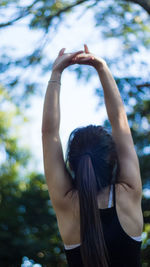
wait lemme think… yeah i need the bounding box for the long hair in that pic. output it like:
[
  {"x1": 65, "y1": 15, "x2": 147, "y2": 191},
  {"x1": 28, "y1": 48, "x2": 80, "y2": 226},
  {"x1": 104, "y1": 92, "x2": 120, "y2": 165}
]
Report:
[{"x1": 65, "y1": 125, "x2": 120, "y2": 267}]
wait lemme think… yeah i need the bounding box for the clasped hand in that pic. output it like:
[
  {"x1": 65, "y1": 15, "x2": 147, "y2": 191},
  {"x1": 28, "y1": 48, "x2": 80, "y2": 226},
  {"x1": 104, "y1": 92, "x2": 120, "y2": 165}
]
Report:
[{"x1": 52, "y1": 44, "x2": 106, "y2": 73}]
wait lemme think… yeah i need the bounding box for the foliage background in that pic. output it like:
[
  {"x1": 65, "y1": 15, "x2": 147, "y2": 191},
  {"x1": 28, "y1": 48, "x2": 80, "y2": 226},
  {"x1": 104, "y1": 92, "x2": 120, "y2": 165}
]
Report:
[{"x1": 0, "y1": 0, "x2": 150, "y2": 266}]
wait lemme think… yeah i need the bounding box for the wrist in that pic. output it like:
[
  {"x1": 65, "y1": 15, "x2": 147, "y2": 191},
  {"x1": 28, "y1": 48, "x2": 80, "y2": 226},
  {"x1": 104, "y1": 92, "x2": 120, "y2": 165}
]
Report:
[
  {"x1": 95, "y1": 61, "x2": 108, "y2": 73},
  {"x1": 51, "y1": 70, "x2": 62, "y2": 80}
]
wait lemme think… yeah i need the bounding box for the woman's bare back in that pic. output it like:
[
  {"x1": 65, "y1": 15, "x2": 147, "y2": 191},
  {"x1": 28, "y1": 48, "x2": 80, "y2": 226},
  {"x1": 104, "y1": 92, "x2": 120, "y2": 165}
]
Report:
[{"x1": 56, "y1": 183, "x2": 143, "y2": 246}]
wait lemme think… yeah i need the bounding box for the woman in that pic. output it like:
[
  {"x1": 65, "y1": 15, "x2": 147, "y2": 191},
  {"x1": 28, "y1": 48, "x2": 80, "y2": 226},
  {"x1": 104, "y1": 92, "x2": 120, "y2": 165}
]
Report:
[{"x1": 42, "y1": 44, "x2": 143, "y2": 267}]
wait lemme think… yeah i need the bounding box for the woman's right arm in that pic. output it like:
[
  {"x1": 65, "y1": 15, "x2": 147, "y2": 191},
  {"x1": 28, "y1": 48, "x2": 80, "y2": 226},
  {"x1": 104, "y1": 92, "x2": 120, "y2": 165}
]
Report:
[{"x1": 96, "y1": 62, "x2": 142, "y2": 197}]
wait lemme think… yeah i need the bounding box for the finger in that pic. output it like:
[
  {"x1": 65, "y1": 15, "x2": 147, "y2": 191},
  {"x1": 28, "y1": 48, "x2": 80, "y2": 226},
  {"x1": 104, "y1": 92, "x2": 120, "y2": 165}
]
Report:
[
  {"x1": 77, "y1": 57, "x2": 93, "y2": 62},
  {"x1": 72, "y1": 55, "x2": 94, "y2": 61},
  {"x1": 70, "y1": 50, "x2": 84, "y2": 58},
  {"x1": 58, "y1": 48, "x2": 66, "y2": 56},
  {"x1": 84, "y1": 44, "x2": 90, "y2": 54},
  {"x1": 71, "y1": 57, "x2": 93, "y2": 64}
]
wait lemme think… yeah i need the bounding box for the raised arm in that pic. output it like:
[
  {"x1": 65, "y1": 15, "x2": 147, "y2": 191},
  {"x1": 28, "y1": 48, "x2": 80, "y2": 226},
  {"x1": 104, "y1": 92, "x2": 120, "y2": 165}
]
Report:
[
  {"x1": 72, "y1": 44, "x2": 142, "y2": 198},
  {"x1": 41, "y1": 48, "x2": 84, "y2": 211},
  {"x1": 96, "y1": 63, "x2": 142, "y2": 195}
]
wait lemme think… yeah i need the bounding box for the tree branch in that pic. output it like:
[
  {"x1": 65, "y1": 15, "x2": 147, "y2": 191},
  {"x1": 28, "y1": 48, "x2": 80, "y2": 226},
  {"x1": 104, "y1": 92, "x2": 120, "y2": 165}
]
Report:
[
  {"x1": 45, "y1": 0, "x2": 89, "y2": 29},
  {"x1": 0, "y1": 0, "x2": 89, "y2": 28},
  {"x1": 0, "y1": 0, "x2": 149, "y2": 29},
  {"x1": 0, "y1": 10, "x2": 28, "y2": 28},
  {"x1": 136, "y1": 82, "x2": 150, "y2": 89},
  {"x1": 125, "y1": 0, "x2": 150, "y2": 15}
]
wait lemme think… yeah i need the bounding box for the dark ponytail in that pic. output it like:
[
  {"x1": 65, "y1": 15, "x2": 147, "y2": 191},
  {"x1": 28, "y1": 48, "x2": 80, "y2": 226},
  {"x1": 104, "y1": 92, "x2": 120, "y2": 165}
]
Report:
[
  {"x1": 65, "y1": 125, "x2": 119, "y2": 267},
  {"x1": 77, "y1": 154, "x2": 110, "y2": 267}
]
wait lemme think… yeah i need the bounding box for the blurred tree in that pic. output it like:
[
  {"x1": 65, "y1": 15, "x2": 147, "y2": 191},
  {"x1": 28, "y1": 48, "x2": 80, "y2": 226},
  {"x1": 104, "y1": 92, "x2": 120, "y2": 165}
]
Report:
[
  {"x1": 0, "y1": 0, "x2": 150, "y2": 105},
  {"x1": 0, "y1": 0, "x2": 150, "y2": 266},
  {"x1": 0, "y1": 87, "x2": 67, "y2": 266}
]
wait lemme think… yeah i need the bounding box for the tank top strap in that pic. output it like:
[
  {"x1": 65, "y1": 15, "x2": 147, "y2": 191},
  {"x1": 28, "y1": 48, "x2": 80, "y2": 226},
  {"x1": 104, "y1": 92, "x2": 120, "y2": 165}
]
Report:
[
  {"x1": 113, "y1": 183, "x2": 116, "y2": 208},
  {"x1": 108, "y1": 184, "x2": 113, "y2": 208}
]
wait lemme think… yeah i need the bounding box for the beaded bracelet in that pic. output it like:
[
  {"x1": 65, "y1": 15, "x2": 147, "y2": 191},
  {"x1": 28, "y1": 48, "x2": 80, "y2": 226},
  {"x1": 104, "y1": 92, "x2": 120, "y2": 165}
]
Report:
[{"x1": 48, "y1": 80, "x2": 61, "y2": 85}]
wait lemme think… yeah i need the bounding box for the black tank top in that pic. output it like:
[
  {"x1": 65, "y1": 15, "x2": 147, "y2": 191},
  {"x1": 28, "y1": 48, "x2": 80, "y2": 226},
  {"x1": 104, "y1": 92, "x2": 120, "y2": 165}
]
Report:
[{"x1": 64, "y1": 184, "x2": 142, "y2": 267}]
